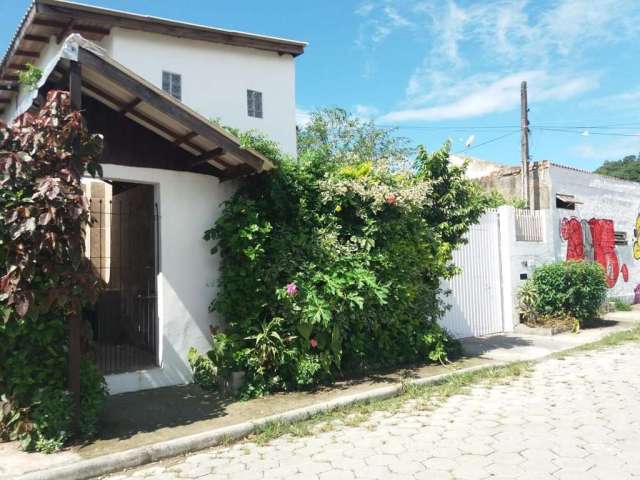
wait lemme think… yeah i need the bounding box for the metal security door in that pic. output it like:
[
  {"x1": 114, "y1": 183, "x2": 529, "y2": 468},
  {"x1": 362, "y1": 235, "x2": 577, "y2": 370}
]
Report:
[{"x1": 439, "y1": 211, "x2": 504, "y2": 338}]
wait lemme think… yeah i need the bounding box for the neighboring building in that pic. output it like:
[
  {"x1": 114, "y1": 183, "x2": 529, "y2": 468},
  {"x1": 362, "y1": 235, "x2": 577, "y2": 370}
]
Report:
[
  {"x1": 459, "y1": 157, "x2": 640, "y2": 303},
  {"x1": 0, "y1": 1, "x2": 306, "y2": 394}
]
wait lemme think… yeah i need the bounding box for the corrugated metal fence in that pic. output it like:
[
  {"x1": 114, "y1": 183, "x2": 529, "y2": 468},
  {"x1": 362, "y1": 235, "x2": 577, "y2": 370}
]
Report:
[{"x1": 439, "y1": 210, "x2": 504, "y2": 338}]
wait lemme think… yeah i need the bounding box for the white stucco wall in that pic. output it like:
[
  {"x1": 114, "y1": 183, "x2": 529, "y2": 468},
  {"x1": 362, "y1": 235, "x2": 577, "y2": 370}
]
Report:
[
  {"x1": 549, "y1": 165, "x2": 640, "y2": 301},
  {"x1": 98, "y1": 164, "x2": 235, "y2": 394},
  {"x1": 105, "y1": 28, "x2": 298, "y2": 156}
]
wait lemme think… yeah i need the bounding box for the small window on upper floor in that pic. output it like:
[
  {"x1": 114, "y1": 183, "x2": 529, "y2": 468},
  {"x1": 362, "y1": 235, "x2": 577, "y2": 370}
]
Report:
[
  {"x1": 162, "y1": 71, "x2": 182, "y2": 101},
  {"x1": 247, "y1": 90, "x2": 263, "y2": 118},
  {"x1": 555, "y1": 193, "x2": 580, "y2": 210}
]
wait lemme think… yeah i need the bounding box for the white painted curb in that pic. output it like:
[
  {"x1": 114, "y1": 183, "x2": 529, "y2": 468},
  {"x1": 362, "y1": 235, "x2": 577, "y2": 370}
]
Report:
[{"x1": 17, "y1": 363, "x2": 498, "y2": 480}]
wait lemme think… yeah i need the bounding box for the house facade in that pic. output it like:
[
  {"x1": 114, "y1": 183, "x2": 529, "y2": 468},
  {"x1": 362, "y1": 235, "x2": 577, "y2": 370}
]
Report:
[
  {"x1": 456, "y1": 157, "x2": 640, "y2": 303},
  {"x1": 0, "y1": 0, "x2": 306, "y2": 394}
]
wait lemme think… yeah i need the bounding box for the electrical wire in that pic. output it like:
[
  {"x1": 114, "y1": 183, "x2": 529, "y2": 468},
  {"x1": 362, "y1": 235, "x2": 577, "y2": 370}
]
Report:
[
  {"x1": 533, "y1": 127, "x2": 640, "y2": 137},
  {"x1": 453, "y1": 131, "x2": 520, "y2": 154}
]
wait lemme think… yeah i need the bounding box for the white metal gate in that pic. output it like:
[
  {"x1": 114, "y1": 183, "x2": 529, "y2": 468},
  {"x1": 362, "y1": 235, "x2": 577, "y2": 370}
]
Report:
[{"x1": 438, "y1": 211, "x2": 504, "y2": 338}]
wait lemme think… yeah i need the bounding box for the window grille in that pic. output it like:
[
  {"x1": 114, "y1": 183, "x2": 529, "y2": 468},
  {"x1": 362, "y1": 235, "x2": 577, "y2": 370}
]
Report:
[
  {"x1": 615, "y1": 231, "x2": 628, "y2": 245},
  {"x1": 247, "y1": 89, "x2": 263, "y2": 118},
  {"x1": 162, "y1": 71, "x2": 182, "y2": 101}
]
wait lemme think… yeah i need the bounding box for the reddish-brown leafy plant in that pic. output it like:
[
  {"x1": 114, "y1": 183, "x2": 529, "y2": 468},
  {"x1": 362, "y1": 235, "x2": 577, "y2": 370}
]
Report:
[{"x1": 0, "y1": 90, "x2": 103, "y2": 320}]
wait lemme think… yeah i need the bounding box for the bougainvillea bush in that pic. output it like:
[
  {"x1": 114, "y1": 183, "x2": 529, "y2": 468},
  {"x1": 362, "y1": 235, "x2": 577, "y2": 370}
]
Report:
[
  {"x1": 198, "y1": 117, "x2": 487, "y2": 397},
  {"x1": 0, "y1": 91, "x2": 106, "y2": 452}
]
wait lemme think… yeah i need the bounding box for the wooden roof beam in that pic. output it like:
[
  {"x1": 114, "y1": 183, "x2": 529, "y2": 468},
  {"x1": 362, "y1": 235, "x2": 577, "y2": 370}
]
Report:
[
  {"x1": 190, "y1": 147, "x2": 224, "y2": 169},
  {"x1": 56, "y1": 19, "x2": 75, "y2": 44},
  {"x1": 9, "y1": 64, "x2": 28, "y2": 71},
  {"x1": 173, "y1": 131, "x2": 198, "y2": 146},
  {"x1": 0, "y1": 98, "x2": 11, "y2": 105},
  {"x1": 24, "y1": 34, "x2": 49, "y2": 43},
  {"x1": 32, "y1": 18, "x2": 111, "y2": 36},
  {"x1": 15, "y1": 49, "x2": 39, "y2": 58},
  {"x1": 81, "y1": 80, "x2": 231, "y2": 170},
  {"x1": 220, "y1": 164, "x2": 256, "y2": 181},
  {"x1": 0, "y1": 84, "x2": 18, "y2": 92},
  {"x1": 119, "y1": 97, "x2": 141, "y2": 114}
]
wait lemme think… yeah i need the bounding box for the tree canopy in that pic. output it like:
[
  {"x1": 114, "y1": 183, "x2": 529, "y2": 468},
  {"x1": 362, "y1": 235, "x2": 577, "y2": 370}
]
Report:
[
  {"x1": 297, "y1": 107, "x2": 413, "y2": 169},
  {"x1": 594, "y1": 154, "x2": 640, "y2": 182}
]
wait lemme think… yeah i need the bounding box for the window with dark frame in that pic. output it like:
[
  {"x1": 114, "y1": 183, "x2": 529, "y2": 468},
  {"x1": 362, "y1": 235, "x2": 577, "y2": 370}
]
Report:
[
  {"x1": 555, "y1": 194, "x2": 577, "y2": 210},
  {"x1": 247, "y1": 89, "x2": 263, "y2": 118},
  {"x1": 162, "y1": 71, "x2": 182, "y2": 101},
  {"x1": 615, "y1": 231, "x2": 628, "y2": 245}
]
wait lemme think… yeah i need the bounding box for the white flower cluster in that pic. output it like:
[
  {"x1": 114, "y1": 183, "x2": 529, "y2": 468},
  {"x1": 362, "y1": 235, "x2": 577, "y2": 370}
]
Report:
[{"x1": 319, "y1": 177, "x2": 432, "y2": 213}]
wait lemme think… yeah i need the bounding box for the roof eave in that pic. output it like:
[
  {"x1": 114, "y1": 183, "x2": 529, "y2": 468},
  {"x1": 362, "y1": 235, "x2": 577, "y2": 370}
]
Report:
[{"x1": 36, "y1": 0, "x2": 307, "y2": 56}]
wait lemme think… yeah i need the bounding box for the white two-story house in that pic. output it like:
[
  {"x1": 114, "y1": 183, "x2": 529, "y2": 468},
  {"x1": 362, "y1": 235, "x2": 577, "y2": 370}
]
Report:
[{"x1": 0, "y1": 0, "x2": 306, "y2": 394}]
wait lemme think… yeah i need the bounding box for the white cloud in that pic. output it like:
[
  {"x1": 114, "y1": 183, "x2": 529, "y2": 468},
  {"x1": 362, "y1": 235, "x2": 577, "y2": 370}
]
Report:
[
  {"x1": 582, "y1": 88, "x2": 640, "y2": 110},
  {"x1": 573, "y1": 135, "x2": 640, "y2": 162},
  {"x1": 381, "y1": 70, "x2": 598, "y2": 122},
  {"x1": 355, "y1": 0, "x2": 640, "y2": 120},
  {"x1": 296, "y1": 108, "x2": 312, "y2": 128},
  {"x1": 355, "y1": 1, "x2": 375, "y2": 16},
  {"x1": 383, "y1": 6, "x2": 413, "y2": 28},
  {"x1": 354, "y1": 104, "x2": 380, "y2": 120}
]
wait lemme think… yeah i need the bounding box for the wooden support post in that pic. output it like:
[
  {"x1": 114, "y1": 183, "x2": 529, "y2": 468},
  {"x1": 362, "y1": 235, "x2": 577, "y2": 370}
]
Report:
[
  {"x1": 68, "y1": 60, "x2": 82, "y2": 432},
  {"x1": 69, "y1": 60, "x2": 82, "y2": 110}
]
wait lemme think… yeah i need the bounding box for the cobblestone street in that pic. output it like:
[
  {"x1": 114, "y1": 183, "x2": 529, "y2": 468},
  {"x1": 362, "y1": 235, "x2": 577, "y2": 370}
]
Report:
[{"x1": 104, "y1": 343, "x2": 640, "y2": 480}]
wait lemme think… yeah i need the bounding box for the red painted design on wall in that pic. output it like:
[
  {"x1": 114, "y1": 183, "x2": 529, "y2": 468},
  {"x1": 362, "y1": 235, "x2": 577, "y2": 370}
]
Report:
[
  {"x1": 622, "y1": 264, "x2": 629, "y2": 282},
  {"x1": 560, "y1": 218, "x2": 585, "y2": 260},
  {"x1": 560, "y1": 217, "x2": 628, "y2": 288},
  {"x1": 589, "y1": 219, "x2": 619, "y2": 288}
]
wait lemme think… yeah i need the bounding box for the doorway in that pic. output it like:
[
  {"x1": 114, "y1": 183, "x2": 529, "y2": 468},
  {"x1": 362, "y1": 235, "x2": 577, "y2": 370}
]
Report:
[{"x1": 84, "y1": 179, "x2": 159, "y2": 374}]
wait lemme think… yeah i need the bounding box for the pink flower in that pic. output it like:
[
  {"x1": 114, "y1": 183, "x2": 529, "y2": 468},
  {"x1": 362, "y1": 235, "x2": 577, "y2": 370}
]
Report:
[
  {"x1": 310, "y1": 338, "x2": 318, "y2": 348},
  {"x1": 286, "y1": 282, "x2": 298, "y2": 296},
  {"x1": 386, "y1": 194, "x2": 397, "y2": 205}
]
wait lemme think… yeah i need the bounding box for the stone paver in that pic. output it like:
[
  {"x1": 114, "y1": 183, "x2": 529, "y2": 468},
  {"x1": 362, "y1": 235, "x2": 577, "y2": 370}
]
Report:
[{"x1": 101, "y1": 343, "x2": 640, "y2": 479}]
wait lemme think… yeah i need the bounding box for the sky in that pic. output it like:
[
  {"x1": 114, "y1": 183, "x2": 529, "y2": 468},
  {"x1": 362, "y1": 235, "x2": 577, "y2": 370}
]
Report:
[{"x1": 2, "y1": 0, "x2": 640, "y2": 170}]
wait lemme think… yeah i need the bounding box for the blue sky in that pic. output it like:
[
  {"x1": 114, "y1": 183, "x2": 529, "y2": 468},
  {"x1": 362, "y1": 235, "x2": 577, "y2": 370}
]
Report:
[{"x1": 2, "y1": 0, "x2": 640, "y2": 169}]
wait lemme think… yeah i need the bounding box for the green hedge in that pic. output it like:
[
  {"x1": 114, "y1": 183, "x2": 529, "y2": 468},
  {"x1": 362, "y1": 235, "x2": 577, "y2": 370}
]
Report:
[
  {"x1": 194, "y1": 137, "x2": 484, "y2": 397},
  {"x1": 520, "y1": 260, "x2": 608, "y2": 326}
]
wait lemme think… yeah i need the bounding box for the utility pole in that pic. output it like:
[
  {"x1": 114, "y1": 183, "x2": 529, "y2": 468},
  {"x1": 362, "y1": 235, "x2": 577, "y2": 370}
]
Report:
[{"x1": 520, "y1": 81, "x2": 530, "y2": 209}]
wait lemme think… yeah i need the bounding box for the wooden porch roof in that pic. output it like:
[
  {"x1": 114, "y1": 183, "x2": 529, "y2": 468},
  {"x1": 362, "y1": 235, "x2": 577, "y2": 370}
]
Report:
[{"x1": 42, "y1": 38, "x2": 274, "y2": 179}]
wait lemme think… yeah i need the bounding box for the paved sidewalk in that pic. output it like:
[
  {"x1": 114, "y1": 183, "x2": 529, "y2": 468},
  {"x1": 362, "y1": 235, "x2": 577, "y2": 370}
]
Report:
[
  {"x1": 3, "y1": 309, "x2": 638, "y2": 479},
  {"x1": 102, "y1": 342, "x2": 640, "y2": 480}
]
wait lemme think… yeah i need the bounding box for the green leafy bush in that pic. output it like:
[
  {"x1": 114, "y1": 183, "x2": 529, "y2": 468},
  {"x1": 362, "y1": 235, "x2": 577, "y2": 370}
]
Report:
[
  {"x1": 78, "y1": 360, "x2": 107, "y2": 438},
  {"x1": 188, "y1": 347, "x2": 218, "y2": 391},
  {"x1": 519, "y1": 261, "x2": 607, "y2": 327},
  {"x1": 198, "y1": 116, "x2": 486, "y2": 397},
  {"x1": 29, "y1": 388, "x2": 72, "y2": 453}
]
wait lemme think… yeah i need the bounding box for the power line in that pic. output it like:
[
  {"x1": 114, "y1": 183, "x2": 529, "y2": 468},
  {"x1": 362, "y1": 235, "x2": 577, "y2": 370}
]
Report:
[
  {"x1": 453, "y1": 131, "x2": 519, "y2": 154},
  {"x1": 534, "y1": 127, "x2": 640, "y2": 137},
  {"x1": 380, "y1": 124, "x2": 520, "y2": 130}
]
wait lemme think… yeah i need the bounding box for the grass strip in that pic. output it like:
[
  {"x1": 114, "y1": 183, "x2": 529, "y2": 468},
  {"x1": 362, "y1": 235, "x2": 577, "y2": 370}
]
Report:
[
  {"x1": 250, "y1": 361, "x2": 531, "y2": 445},
  {"x1": 555, "y1": 324, "x2": 640, "y2": 358}
]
